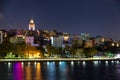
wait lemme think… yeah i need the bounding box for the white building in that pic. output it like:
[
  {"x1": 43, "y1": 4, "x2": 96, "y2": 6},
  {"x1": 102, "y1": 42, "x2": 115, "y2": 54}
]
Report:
[
  {"x1": 0, "y1": 31, "x2": 3, "y2": 43},
  {"x1": 51, "y1": 36, "x2": 63, "y2": 48}
]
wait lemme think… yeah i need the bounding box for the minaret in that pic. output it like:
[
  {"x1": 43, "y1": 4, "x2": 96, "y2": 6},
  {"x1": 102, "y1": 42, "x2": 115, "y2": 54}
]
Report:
[{"x1": 29, "y1": 18, "x2": 35, "y2": 30}]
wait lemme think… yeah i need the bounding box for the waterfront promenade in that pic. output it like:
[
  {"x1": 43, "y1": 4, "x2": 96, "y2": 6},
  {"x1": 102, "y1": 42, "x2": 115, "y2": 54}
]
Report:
[{"x1": 0, "y1": 57, "x2": 119, "y2": 62}]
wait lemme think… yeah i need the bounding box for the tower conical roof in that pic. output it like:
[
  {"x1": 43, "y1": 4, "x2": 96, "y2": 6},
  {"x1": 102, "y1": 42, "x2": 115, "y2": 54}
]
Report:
[{"x1": 30, "y1": 18, "x2": 34, "y2": 24}]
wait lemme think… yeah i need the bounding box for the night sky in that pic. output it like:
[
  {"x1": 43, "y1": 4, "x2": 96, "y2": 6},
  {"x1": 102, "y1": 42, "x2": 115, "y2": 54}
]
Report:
[{"x1": 0, "y1": 0, "x2": 120, "y2": 40}]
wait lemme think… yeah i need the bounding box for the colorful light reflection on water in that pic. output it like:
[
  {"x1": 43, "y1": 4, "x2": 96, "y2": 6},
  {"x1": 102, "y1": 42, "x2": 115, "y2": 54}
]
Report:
[
  {"x1": 13, "y1": 62, "x2": 23, "y2": 80},
  {"x1": 6, "y1": 62, "x2": 43, "y2": 80},
  {"x1": 0, "y1": 61, "x2": 120, "y2": 80}
]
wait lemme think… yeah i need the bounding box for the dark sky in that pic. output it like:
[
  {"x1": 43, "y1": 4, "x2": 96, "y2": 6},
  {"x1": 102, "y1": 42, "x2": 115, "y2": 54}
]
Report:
[{"x1": 0, "y1": 0, "x2": 120, "y2": 40}]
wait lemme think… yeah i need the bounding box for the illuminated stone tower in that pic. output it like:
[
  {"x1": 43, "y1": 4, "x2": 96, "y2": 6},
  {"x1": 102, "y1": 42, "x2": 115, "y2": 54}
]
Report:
[{"x1": 29, "y1": 18, "x2": 35, "y2": 30}]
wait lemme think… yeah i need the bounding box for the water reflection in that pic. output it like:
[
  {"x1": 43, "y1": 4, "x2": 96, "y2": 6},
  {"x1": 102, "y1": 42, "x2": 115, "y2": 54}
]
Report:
[
  {"x1": 46, "y1": 61, "x2": 68, "y2": 80},
  {"x1": 47, "y1": 61, "x2": 55, "y2": 80},
  {"x1": 111, "y1": 60, "x2": 114, "y2": 63},
  {"x1": 25, "y1": 64, "x2": 31, "y2": 80},
  {"x1": 105, "y1": 61, "x2": 109, "y2": 67},
  {"x1": 34, "y1": 62, "x2": 37, "y2": 67},
  {"x1": 59, "y1": 61, "x2": 67, "y2": 71},
  {"x1": 8, "y1": 62, "x2": 11, "y2": 69},
  {"x1": 71, "y1": 61, "x2": 74, "y2": 66},
  {"x1": 1, "y1": 61, "x2": 120, "y2": 80},
  {"x1": 28, "y1": 62, "x2": 30, "y2": 67},
  {"x1": 115, "y1": 62, "x2": 120, "y2": 80},
  {"x1": 93, "y1": 61, "x2": 99, "y2": 67},
  {"x1": 59, "y1": 61, "x2": 62, "y2": 65},
  {"x1": 116, "y1": 61, "x2": 119, "y2": 64},
  {"x1": 13, "y1": 62, "x2": 23, "y2": 80},
  {"x1": 82, "y1": 61, "x2": 86, "y2": 67},
  {"x1": 77, "y1": 61, "x2": 80, "y2": 64},
  {"x1": 59, "y1": 61, "x2": 67, "y2": 80},
  {"x1": 105, "y1": 61, "x2": 108, "y2": 64},
  {"x1": 35, "y1": 62, "x2": 42, "y2": 80},
  {"x1": 21, "y1": 62, "x2": 24, "y2": 67}
]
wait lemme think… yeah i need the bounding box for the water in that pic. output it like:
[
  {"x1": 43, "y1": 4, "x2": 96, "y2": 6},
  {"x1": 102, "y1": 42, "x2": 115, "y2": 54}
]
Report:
[{"x1": 0, "y1": 60, "x2": 120, "y2": 80}]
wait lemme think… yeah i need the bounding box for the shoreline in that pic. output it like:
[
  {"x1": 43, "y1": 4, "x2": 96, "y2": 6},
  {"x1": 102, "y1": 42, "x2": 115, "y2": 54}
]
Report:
[{"x1": 0, "y1": 58, "x2": 119, "y2": 62}]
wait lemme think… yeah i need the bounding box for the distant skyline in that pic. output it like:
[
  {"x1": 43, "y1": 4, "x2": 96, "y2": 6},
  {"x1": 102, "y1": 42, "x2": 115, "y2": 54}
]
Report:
[{"x1": 0, "y1": 0, "x2": 120, "y2": 40}]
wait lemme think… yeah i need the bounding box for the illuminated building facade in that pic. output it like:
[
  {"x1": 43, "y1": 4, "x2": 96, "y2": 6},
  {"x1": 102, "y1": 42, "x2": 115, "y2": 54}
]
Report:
[
  {"x1": 25, "y1": 36, "x2": 34, "y2": 45},
  {"x1": 25, "y1": 36, "x2": 39, "y2": 46},
  {"x1": 16, "y1": 35, "x2": 25, "y2": 43},
  {"x1": 84, "y1": 40, "x2": 93, "y2": 48}
]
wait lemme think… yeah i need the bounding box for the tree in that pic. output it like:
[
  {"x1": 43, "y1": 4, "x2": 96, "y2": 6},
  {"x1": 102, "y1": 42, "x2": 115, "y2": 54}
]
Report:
[
  {"x1": 72, "y1": 40, "x2": 79, "y2": 49},
  {"x1": 83, "y1": 47, "x2": 98, "y2": 57},
  {"x1": 89, "y1": 48, "x2": 98, "y2": 57},
  {"x1": 16, "y1": 43, "x2": 26, "y2": 58},
  {"x1": 70, "y1": 48, "x2": 76, "y2": 58},
  {"x1": 57, "y1": 47, "x2": 62, "y2": 57},
  {"x1": 76, "y1": 48, "x2": 84, "y2": 57},
  {"x1": 37, "y1": 46, "x2": 45, "y2": 57},
  {"x1": 45, "y1": 43, "x2": 52, "y2": 56},
  {"x1": 0, "y1": 40, "x2": 14, "y2": 57}
]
